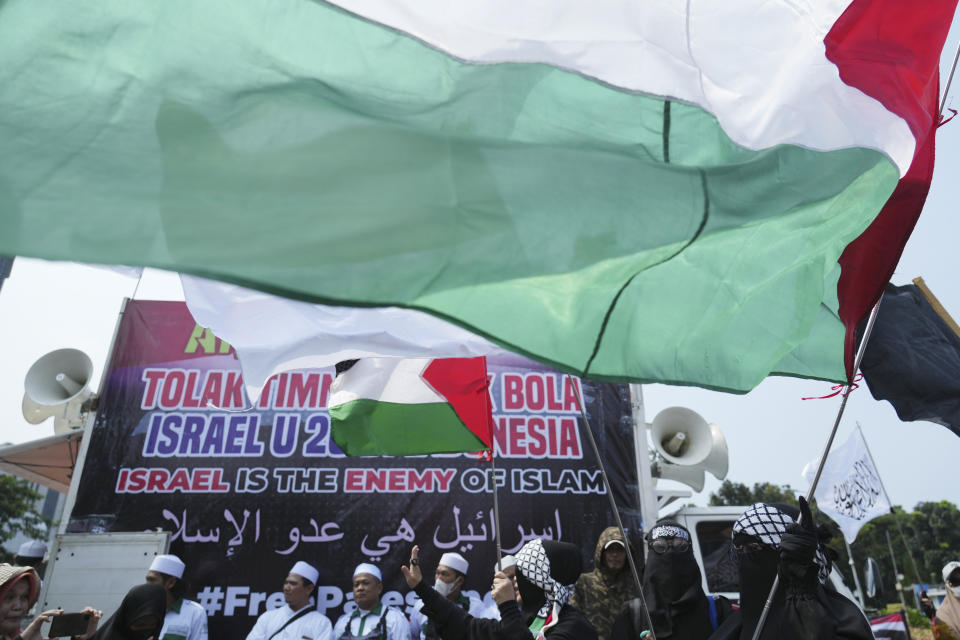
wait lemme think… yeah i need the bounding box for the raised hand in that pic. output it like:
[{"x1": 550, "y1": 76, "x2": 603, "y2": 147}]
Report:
[
  {"x1": 401, "y1": 544, "x2": 423, "y2": 588},
  {"x1": 781, "y1": 496, "x2": 818, "y2": 564},
  {"x1": 492, "y1": 572, "x2": 514, "y2": 604},
  {"x1": 18, "y1": 609, "x2": 62, "y2": 640},
  {"x1": 75, "y1": 606, "x2": 104, "y2": 640},
  {"x1": 779, "y1": 496, "x2": 822, "y2": 591}
]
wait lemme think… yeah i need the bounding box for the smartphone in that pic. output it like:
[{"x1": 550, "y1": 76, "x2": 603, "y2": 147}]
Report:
[{"x1": 48, "y1": 612, "x2": 91, "y2": 638}]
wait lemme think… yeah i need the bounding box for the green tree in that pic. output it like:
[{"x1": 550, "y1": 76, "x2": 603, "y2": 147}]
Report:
[
  {"x1": 709, "y1": 480, "x2": 799, "y2": 506},
  {"x1": 0, "y1": 474, "x2": 47, "y2": 552},
  {"x1": 906, "y1": 501, "x2": 960, "y2": 581},
  {"x1": 848, "y1": 508, "x2": 920, "y2": 607},
  {"x1": 854, "y1": 501, "x2": 960, "y2": 590}
]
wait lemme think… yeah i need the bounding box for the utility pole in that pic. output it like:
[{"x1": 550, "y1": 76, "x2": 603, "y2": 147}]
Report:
[
  {"x1": 629, "y1": 384, "x2": 659, "y2": 538},
  {"x1": 844, "y1": 537, "x2": 866, "y2": 609},
  {"x1": 886, "y1": 529, "x2": 908, "y2": 610}
]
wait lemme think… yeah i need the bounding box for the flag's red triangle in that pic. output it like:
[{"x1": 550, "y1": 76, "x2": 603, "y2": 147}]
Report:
[{"x1": 422, "y1": 357, "x2": 494, "y2": 448}]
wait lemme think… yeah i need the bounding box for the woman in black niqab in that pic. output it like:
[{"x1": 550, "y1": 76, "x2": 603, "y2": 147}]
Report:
[
  {"x1": 708, "y1": 499, "x2": 872, "y2": 640},
  {"x1": 610, "y1": 521, "x2": 730, "y2": 640},
  {"x1": 640, "y1": 521, "x2": 725, "y2": 639},
  {"x1": 88, "y1": 583, "x2": 166, "y2": 640}
]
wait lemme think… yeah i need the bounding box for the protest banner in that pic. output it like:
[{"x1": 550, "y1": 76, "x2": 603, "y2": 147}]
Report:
[{"x1": 67, "y1": 301, "x2": 641, "y2": 638}]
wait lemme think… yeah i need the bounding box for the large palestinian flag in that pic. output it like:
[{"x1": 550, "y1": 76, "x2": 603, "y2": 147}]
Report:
[{"x1": 0, "y1": 0, "x2": 956, "y2": 392}]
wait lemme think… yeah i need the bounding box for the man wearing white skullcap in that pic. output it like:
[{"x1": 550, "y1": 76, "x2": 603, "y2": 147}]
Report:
[
  {"x1": 332, "y1": 563, "x2": 410, "y2": 639},
  {"x1": 145, "y1": 554, "x2": 209, "y2": 640},
  {"x1": 14, "y1": 540, "x2": 47, "y2": 570},
  {"x1": 246, "y1": 560, "x2": 333, "y2": 640},
  {"x1": 494, "y1": 556, "x2": 517, "y2": 580},
  {"x1": 409, "y1": 553, "x2": 499, "y2": 639}
]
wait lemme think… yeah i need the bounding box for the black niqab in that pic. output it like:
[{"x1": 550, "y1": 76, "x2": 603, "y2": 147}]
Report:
[
  {"x1": 89, "y1": 583, "x2": 166, "y2": 640},
  {"x1": 733, "y1": 534, "x2": 780, "y2": 640},
  {"x1": 642, "y1": 524, "x2": 714, "y2": 639}
]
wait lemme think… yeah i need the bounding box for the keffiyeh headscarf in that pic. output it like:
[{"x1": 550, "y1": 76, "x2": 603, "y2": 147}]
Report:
[
  {"x1": 734, "y1": 503, "x2": 829, "y2": 584},
  {"x1": 515, "y1": 539, "x2": 579, "y2": 630}
]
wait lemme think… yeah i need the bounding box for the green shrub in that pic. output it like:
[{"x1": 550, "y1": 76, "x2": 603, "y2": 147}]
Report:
[{"x1": 906, "y1": 608, "x2": 931, "y2": 628}]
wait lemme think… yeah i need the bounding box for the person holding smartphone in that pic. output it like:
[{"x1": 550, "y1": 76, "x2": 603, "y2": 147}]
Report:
[{"x1": 0, "y1": 564, "x2": 101, "y2": 640}]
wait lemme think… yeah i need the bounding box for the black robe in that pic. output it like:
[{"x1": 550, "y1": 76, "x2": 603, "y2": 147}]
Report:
[
  {"x1": 708, "y1": 546, "x2": 872, "y2": 640},
  {"x1": 610, "y1": 544, "x2": 730, "y2": 640},
  {"x1": 415, "y1": 582, "x2": 596, "y2": 640},
  {"x1": 88, "y1": 583, "x2": 166, "y2": 640}
]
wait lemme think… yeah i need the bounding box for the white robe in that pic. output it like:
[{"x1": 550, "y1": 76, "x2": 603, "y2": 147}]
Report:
[
  {"x1": 159, "y1": 598, "x2": 208, "y2": 640},
  {"x1": 332, "y1": 604, "x2": 410, "y2": 639},
  {"x1": 245, "y1": 604, "x2": 333, "y2": 640}
]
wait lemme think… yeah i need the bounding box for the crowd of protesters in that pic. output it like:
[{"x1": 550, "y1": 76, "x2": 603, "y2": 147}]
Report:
[{"x1": 2, "y1": 499, "x2": 940, "y2": 640}]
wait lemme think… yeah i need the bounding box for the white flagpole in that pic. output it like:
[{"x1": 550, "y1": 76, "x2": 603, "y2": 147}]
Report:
[
  {"x1": 939, "y1": 39, "x2": 960, "y2": 117},
  {"x1": 751, "y1": 298, "x2": 883, "y2": 640}
]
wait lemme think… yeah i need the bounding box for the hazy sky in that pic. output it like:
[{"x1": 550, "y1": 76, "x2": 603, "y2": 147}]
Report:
[{"x1": 1, "y1": 18, "x2": 958, "y2": 517}]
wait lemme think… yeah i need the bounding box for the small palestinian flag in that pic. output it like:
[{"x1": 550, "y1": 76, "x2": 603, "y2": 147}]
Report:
[
  {"x1": 869, "y1": 610, "x2": 910, "y2": 640},
  {"x1": 329, "y1": 357, "x2": 494, "y2": 456}
]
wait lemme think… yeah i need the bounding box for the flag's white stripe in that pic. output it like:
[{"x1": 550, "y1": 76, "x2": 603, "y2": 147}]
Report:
[
  {"x1": 181, "y1": 275, "x2": 505, "y2": 403},
  {"x1": 330, "y1": 0, "x2": 913, "y2": 176},
  {"x1": 329, "y1": 358, "x2": 444, "y2": 408},
  {"x1": 870, "y1": 621, "x2": 906, "y2": 631}
]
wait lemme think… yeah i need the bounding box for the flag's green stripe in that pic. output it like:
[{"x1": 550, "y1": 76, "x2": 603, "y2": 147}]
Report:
[
  {"x1": 330, "y1": 400, "x2": 485, "y2": 456},
  {"x1": 0, "y1": 0, "x2": 899, "y2": 392}
]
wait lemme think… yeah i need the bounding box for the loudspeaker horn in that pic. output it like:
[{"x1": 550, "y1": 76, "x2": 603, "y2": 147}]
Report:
[
  {"x1": 650, "y1": 407, "x2": 712, "y2": 466},
  {"x1": 652, "y1": 460, "x2": 706, "y2": 492},
  {"x1": 22, "y1": 348, "x2": 94, "y2": 432},
  {"x1": 21, "y1": 395, "x2": 57, "y2": 425},
  {"x1": 701, "y1": 423, "x2": 730, "y2": 480}
]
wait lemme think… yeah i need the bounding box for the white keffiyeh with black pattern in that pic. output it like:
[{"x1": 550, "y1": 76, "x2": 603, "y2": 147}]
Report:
[
  {"x1": 515, "y1": 539, "x2": 573, "y2": 630},
  {"x1": 734, "y1": 503, "x2": 829, "y2": 584}
]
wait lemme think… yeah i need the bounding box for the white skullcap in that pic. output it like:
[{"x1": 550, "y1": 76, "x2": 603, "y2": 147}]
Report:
[
  {"x1": 943, "y1": 561, "x2": 960, "y2": 583},
  {"x1": 354, "y1": 563, "x2": 382, "y2": 582},
  {"x1": 17, "y1": 540, "x2": 47, "y2": 559},
  {"x1": 496, "y1": 555, "x2": 517, "y2": 572},
  {"x1": 290, "y1": 561, "x2": 319, "y2": 584},
  {"x1": 149, "y1": 554, "x2": 185, "y2": 579},
  {"x1": 439, "y1": 553, "x2": 469, "y2": 575}
]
